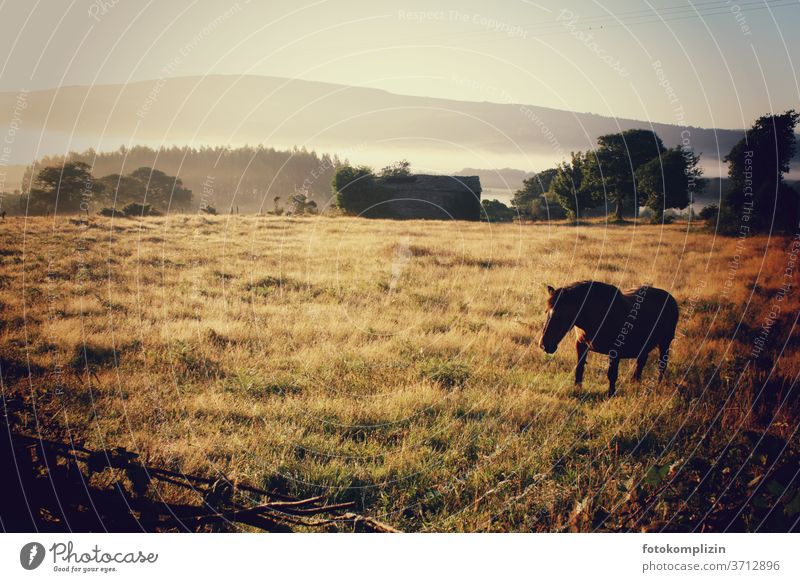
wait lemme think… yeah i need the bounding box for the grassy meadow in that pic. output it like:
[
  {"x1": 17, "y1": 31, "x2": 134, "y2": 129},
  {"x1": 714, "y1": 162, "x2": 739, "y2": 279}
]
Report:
[{"x1": 1, "y1": 214, "x2": 799, "y2": 532}]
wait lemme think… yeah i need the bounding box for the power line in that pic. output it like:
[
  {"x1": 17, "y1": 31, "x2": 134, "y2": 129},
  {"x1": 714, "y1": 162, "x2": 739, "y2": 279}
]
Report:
[
  {"x1": 415, "y1": 0, "x2": 797, "y2": 43},
  {"x1": 520, "y1": 0, "x2": 792, "y2": 31},
  {"x1": 535, "y1": 0, "x2": 798, "y2": 37}
]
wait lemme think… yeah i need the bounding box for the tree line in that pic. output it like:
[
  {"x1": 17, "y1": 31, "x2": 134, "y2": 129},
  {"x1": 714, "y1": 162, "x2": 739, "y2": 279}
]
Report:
[
  {"x1": 14, "y1": 145, "x2": 344, "y2": 215},
  {"x1": 18, "y1": 162, "x2": 192, "y2": 216},
  {"x1": 9, "y1": 110, "x2": 798, "y2": 233},
  {"x1": 507, "y1": 128, "x2": 704, "y2": 222},
  {"x1": 499, "y1": 110, "x2": 799, "y2": 233}
]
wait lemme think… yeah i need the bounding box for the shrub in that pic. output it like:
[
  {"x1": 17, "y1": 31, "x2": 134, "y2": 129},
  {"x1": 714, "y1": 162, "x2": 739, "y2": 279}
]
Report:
[
  {"x1": 481, "y1": 199, "x2": 516, "y2": 222},
  {"x1": 121, "y1": 202, "x2": 162, "y2": 217},
  {"x1": 288, "y1": 193, "x2": 318, "y2": 215},
  {"x1": 511, "y1": 168, "x2": 558, "y2": 218},
  {"x1": 332, "y1": 165, "x2": 389, "y2": 216},
  {"x1": 698, "y1": 204, "x2": 718, "y2": 223}
]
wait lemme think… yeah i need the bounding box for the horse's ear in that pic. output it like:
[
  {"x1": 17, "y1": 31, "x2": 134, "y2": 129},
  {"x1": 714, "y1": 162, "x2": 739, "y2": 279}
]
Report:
[{"x1": 546, "y1": 284, "x2": 555, "y2": 296}]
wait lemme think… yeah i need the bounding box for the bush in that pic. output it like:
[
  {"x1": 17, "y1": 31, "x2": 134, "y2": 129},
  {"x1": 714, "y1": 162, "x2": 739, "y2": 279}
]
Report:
[
  {"x1": 288, "y1": 193, "x2": 318, "y2": 215},
  {"x1": 657, "y1": 210, "x2": 679, "y2": 224},
  {"x1": 512, "y1": 168, "x2": 558, "y2": 218},
  {"x1": 332, "y1": 165, "x2": 389, "y2": 216},
  {"x1": 698, "y1": 204, "x2": 718, "y2": 222},
  {"x1": 121, "y1": 202, "x2": 162, "y2": 217},
  {"x1": 481, "y1": 199, "x2": 516, "y2": 222}
]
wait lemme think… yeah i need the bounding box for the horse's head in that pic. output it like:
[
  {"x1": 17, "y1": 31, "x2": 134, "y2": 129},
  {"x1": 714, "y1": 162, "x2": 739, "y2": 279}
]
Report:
[{"x1": 539, "y1": 284, "x2": 576, "y2": 354}]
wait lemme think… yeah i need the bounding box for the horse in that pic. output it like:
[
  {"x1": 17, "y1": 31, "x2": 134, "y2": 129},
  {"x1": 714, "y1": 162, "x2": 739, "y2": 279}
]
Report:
[{"x1": 538, "y1": 280, "x2": 679, "y2": 396}]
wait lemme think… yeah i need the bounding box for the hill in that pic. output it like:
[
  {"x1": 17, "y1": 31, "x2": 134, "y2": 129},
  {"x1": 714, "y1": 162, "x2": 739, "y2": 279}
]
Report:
[{"x1": 0, "y1": 75, "x2": 755, "y2": 177}]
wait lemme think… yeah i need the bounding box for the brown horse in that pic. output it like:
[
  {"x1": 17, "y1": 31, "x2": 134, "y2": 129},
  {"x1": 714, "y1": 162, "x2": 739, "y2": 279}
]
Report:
[{"x1": 538, "y1": 280, "x2": 679, "y2": 396}]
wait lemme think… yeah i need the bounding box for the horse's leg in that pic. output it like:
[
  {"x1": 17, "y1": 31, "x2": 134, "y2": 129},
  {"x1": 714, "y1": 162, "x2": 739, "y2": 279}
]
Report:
[
  {"x1": 657, "y1": 341, "x2": 672, "y2": 383},
  {"x1": 633, "y1": 351, "x2": 648, "y2": 382},
  {"x1": 607, "y1": 355, "x2": 620, "y2": 397},
  {"x1": 575, "y1": 340, "x2": 588, "y2": 386}
]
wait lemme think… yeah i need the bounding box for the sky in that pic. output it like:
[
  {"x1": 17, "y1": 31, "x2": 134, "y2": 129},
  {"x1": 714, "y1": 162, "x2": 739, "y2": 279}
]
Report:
[{"x1": 0, "y1": 0, "x2": 798, "y2": 131}]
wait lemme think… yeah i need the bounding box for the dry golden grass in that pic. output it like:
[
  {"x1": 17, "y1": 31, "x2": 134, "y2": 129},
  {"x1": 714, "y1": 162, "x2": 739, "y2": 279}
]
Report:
[{"x1": 1, "y1": 214, "x2": 798, "y2": 531}]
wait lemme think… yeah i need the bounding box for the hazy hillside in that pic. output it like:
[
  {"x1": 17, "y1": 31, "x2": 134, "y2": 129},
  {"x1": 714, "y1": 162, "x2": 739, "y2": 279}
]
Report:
[{"x1": 0, "y1": 75, "x2": 751, "y2": 177}]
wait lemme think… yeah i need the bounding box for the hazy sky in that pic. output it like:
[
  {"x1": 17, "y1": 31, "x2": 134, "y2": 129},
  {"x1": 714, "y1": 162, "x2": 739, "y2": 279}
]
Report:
[{"x1": 0, "y1": 0, "x2": 798, "y2": 130}]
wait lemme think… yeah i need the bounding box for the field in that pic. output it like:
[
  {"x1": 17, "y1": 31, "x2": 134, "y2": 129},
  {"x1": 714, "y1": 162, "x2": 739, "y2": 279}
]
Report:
[{"x1": 1, "y1": 214, "x2": 799, "y2": 532}]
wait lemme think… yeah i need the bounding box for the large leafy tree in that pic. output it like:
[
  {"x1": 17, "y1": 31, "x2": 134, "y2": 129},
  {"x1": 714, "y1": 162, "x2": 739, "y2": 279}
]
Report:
[
  {"x1": 99, "y1": 167, "x2": 193, "y2": 212},
  {"x1": 99, "y1": 174, "x2": 144, "y2": 206},
  {"x1": 637, "y1": 146, "x2": 706, "y2": 220},
  {"x1": 551, "y1": 152, "x2": 595, "y2": 221},
  {"x1": 29, "y1": 161, "x2": 104, "y2": 214},
  {"x1": 129, "y1": 167, "x2": 192, "y2": 211},
  {"x1": 588, "y1": 129, "x2": 666, "y2": 220},
  {"x1": 723, "y1": 110, "x2": 799, "y2": 232}
]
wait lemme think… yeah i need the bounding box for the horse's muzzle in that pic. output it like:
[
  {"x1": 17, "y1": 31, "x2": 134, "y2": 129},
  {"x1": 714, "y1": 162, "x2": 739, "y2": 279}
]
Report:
[{"x1": 539, "y1": 341, "x2": 556, "y2": 354}]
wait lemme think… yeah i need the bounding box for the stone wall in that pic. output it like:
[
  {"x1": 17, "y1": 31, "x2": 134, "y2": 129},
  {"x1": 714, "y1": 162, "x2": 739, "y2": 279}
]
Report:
[{"x1": 380, "y1": 175, "x2": 482, "y2": 220}]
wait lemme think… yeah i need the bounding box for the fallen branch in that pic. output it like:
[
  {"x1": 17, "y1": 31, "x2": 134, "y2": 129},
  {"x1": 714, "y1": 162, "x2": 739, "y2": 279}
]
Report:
[{"x1": 11, "y1": 431, "x2": 400, "y2": 532}]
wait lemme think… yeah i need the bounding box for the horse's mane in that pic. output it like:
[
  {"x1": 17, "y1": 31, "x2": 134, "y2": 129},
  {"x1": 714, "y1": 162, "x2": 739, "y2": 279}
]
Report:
[{"x1": 549, "y1": 280, "x2": 621, "y2": 309}]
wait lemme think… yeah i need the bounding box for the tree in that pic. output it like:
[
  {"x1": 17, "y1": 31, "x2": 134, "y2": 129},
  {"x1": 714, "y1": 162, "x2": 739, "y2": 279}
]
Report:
[
  {"x1": 511, "y1": 168, "x2": 557, "y2": 218},
  {"x1": 332, "y1": 165, "x2": 388, "y2": 216},
  {"x1": 551, "y1": 152, "x2": 595, "y2": 221},
  {"x1": 129, "y1": 167, "x2": 192, "y2": 211},
  {"x1": 99, "y1": 173, "x2": 144, "y2": 206},
  {"x1": 99, "y1": 167, "x2": 192, "y2": 213},
  {"x1": 588, "y1": 129, "x2": 666, "y2": 220},
  {"x1": 723, "y1": 110, "x2": 800, "y2": 232},
  {"x1": 636, "y1": 146, "x2": 706, "y2": 221},
  {"x1": 525, "y1": 192, "x2": 568, "y2": 221},
  {"x1": 28, "y1": 161, "x2": 104, "y2": 214}
]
